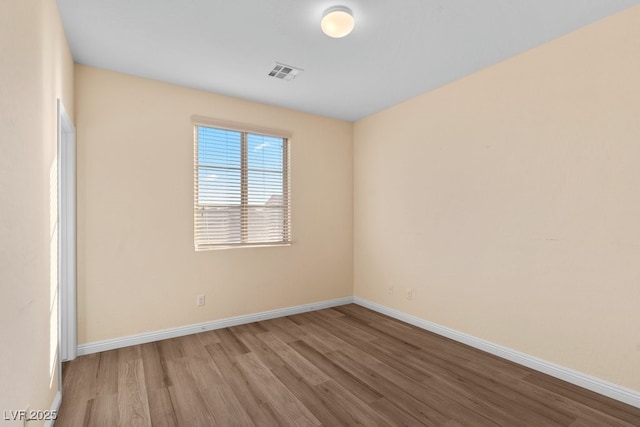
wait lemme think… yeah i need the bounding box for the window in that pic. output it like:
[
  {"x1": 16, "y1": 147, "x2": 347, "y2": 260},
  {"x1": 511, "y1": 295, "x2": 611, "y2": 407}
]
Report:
[{"x1": 193, "y1": 116, "x2": 291, "y2": 250}]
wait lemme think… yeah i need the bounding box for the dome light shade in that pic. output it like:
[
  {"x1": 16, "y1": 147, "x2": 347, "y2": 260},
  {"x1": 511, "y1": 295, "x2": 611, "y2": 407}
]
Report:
[{"x1": 321, "y1": 6, "x2": 355, "y2": 38}]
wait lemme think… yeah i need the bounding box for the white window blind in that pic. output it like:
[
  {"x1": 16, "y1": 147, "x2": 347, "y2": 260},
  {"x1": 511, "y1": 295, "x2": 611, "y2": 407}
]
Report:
[{"x1": 193, "y1": 118, "x2": 291, "y2": 250}]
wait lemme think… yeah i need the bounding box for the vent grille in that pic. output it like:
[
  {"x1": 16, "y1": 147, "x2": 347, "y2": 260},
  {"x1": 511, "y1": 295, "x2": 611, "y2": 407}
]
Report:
[{"x1": 268, "y1": 63, "x2": 303, "y2": 81}]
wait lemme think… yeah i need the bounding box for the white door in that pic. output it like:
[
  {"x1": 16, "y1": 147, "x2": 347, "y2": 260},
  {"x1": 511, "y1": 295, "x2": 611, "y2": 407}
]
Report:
[{"x1": 58, "y1": 99, "x2": 77, "y2": 367}]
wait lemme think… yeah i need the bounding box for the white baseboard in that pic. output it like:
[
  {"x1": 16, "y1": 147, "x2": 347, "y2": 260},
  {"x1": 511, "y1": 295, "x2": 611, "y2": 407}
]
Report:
[
  {"x1": 77, "y1": 297, "x2": 354, "y2": 356},
  {"x1": 353, "y1": 297, "x2": 640, "y2": 409},
  {"x1": 48, "y1": 391, "x2": 62, "y2": 427}
]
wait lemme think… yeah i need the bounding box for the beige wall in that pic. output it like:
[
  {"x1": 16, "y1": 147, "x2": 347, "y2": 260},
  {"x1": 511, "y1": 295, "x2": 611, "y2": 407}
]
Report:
[
  {"x1": 354, "y1": 6, "x2": 640, "y2": 391},
  {"x1": 75, "y1": 66, "x2": 353, "y2": 344},
  {"x1": 0, "y1": 0, "x2": 74, "y2": 420}
]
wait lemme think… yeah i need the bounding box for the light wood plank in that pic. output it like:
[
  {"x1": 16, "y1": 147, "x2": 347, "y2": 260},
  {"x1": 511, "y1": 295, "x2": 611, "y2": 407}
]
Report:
[{"x1": 117, "y1": 359, "x2": 152, "y2": 427}]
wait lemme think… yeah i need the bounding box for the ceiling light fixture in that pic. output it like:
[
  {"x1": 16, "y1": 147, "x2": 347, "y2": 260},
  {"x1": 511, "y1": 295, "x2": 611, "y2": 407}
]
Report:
[{"x1": 321, "y1": 6, "x2": 355, "y2": 38}]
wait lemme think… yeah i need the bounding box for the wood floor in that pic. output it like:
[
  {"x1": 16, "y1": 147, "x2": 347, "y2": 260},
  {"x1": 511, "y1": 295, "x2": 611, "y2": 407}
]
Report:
[{"x1": 56, "y1": 304, "x2": 640, "y2": 426}]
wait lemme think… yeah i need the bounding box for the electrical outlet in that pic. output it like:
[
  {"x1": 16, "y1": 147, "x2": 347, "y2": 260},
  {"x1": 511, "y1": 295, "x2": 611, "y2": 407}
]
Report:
[
  {"x1": 407, "y1": 289, "x2": 413, "y2": 301},
  {"x1": 197, "y1": 295, "x2": 205, "y2": 306},
  {"x1": 387, "y1": 285, "x2": 394, "y2": 294}
]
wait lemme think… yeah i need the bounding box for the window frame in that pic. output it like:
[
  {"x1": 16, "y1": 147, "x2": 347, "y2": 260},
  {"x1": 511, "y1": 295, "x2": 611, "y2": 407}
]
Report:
[{"x1": 192, "y1": 116, "x2": 291, "y2": 250}]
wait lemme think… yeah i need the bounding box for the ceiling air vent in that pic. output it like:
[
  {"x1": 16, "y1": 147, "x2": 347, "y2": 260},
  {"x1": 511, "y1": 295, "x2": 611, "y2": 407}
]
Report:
[{"x1": 267, "y1": 63, "x2": 303, "y2": 81}]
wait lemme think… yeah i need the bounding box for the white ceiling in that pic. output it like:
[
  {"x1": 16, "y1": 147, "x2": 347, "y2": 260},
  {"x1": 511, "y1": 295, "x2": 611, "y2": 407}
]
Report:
[{"x1": 57, "y1": 0, "x2": 640, "y2": 122}]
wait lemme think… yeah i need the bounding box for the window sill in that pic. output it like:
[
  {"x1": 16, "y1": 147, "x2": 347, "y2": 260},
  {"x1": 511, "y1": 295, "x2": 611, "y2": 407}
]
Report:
[{"x1": 195, "y1": 242, "x2": 292, "y2": 252}]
